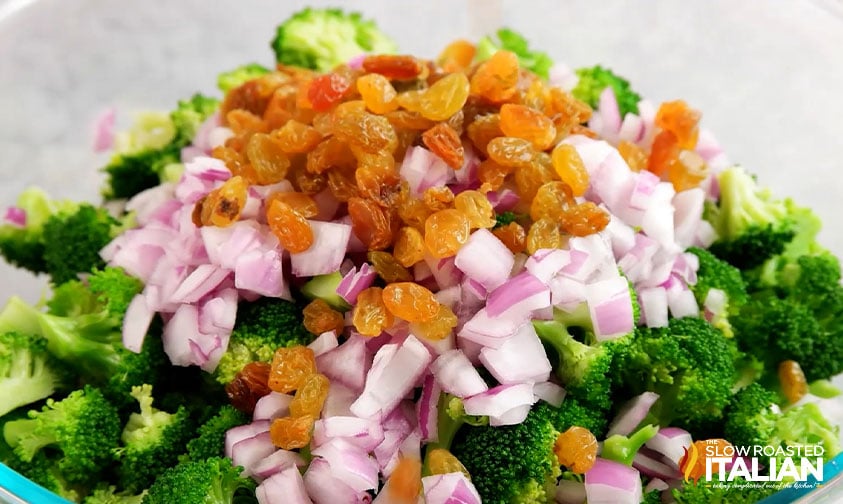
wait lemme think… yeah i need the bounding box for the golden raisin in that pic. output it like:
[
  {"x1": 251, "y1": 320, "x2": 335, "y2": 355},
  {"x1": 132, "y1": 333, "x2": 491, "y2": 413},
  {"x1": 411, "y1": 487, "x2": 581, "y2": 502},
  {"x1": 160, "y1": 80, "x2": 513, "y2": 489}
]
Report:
[
  {"x1": 618, "y1": 140, "x2": 648, "y2": 172},
  {"x1": 647, "y1": 130, "x2": 680, "y2": 178},
  {"x1": 427, "y1": 448, "x2": 471, "y2": 478},
  {"x1": 289, "y1": 373, "x2": 331, "y2": 418},
  {"x1": 396, "y1": 89, "x2": 425, "y2": 113},
  {"x1": 454, "y1": 190, "x2": 496, "y2": 229},
  {"x1": 470, "y1": 50, "x2": 519, "y2": 103},
  {"x1": 270, "y1": 415, "x2": 315, "y2": 450},
  {"x1": 386, "y1": 457, "x2": 422, "y2": 503},
  {"x1": 393, "y1": 227, "x2": 426, "y2": 267},
  {"x1": 268, "y1": 346, "x2": 317, "y2": 394},
  {"x1": 265, "y1": 191, "x2": 319, "y2": 218},
  {"x1": 353, "y1": 286, "x2": 395, "y2": 337},
  {"x1": 530, "y1": 181, "x2": 575, "y2": 221},
  {"x1": 422, "y1": 123, "x2": 464, "y2": 169},
  {"x1": 386, "y1": 110, "x2": 436, "y2": 130},
  {"x1": 560, "y1": 202, "x2": 610, "y2": 236},
  {"x1": 308, "y1": 72, "x2": 352, "y2": 112},
  {"x1": 419, "y1": 72, "x2": 470, "y2": 121},
  {"x1": 357, "y1": 73, "x2": 400, "y2": 114},
  {"x1": 424, "y1": 209, "x2": 471, "y2": 258},
  {"x1": 397, "y1": 193, "x2": 433, "y2": 231},
  {"x1": 348, "y1": 197, "x2": 394, "y2": 250},
  {"x1": 668, "y1": 150, "x2": 708, "y2": 192},
  {"x1": 363, "y1": 55, "x2": 425, "y2": 80},
  {"x1": 499, "y1": 103, "x2": 557, "y2": 151},
  {"x1": 201, "y1": 175, "x2": 248, "y2": 227},
  {"x1": 466, "y1": 113, "x2": 503, "y2": 155},
  {"x1": 422, "y1": 186, "x2": 455, "y2": 212},
  {"x1": 266, "y1": 199, "x2": 314, "y2": 253},
  {"x1": 554, "y1": 426, "x2": 598, "y2": 474},
  {"x1": 655, "y1": 100, "x2": 701, "y2": 150},
  {"x1": 307, "y1": 136, "x2": 355, "y2": 174},
  {"x1": 382, "y1": 282, "x2": 440, "y2": 323},
  {"x1": 368, "y1": 251, "x2": 413, "y2": 282},
  {"x1": 487, "y1": 137, "x2": 536, "y2": 169},
  {"x1": 332, "y1": 102, "x2": 398, "y2": 154},
  {"x1": 526, "y1": 218, "x2": 564, "y2": 254},
  {"x1": 493, "y1": 222, "x2": 527, "y2": 254},
  {"x1": 437, "y1": 40, "x2": 476, "y2": 72},
  {"x1": 302, "y1": 299, "x2": 345, "y2": 336},
  {"x1": 410, "y1": 303, "x2": 458, "y2": 340},
  {"x1": 272, "y1": 120, "x2": 323, "y2": 153},
  {"x1": 225, "y1": 361, "x2": 272, "y2": 414},
  {"x1": 550, "y1": 144, "x2": 590, "y2": 196},
  {"x1": 477, "y1": 159, "x2": 512, "y2": 192},
  {"x1": 779, "y1": 360, "x2": 808, "y2": 404},
  {"x1": 514, "y1": 158, "x2": 557, "y2": 202},
  {"x1": 244, "y1": 133, "x2": 290, "y2": 184}
]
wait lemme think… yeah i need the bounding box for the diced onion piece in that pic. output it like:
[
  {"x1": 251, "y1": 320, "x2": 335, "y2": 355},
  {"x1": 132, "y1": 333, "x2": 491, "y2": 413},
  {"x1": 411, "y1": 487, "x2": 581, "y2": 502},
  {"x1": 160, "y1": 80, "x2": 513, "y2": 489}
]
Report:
[
  {"x1": 422, "y1": 472, "x2": 482, "y2": 504},
  {"x1": 256, "y1": 466, "x2": 312, "y2": 504},
  {"x1": 430, "y1": 349, "x2": 489, "y2": 398},
  {"x1": 584, "y1": 458, "x2": 643, "y2": 504},
  {"x1": 454, "y1": 228, "x2": 514, "y2": 290},
  {"x1": 479, "y1": 323, "x2": 551, "y2": 385},
  {"x1": 290, "y1": 221, "x2": 351, "y2": 277},
  {"x1": 606, "y1": 392, "x2": 660, "y2": 437}
]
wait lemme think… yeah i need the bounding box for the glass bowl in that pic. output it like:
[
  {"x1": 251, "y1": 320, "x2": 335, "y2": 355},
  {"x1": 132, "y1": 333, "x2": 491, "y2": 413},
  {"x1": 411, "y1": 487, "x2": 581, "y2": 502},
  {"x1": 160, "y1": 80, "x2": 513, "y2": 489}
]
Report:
[{"x1": 0, "y1": 0, "x2": 841, "y2": 502}]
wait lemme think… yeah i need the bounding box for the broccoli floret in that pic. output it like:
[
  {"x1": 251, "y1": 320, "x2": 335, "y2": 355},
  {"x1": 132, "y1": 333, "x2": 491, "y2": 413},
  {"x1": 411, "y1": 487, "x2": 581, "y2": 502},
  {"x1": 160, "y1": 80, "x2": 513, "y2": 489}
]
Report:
[
  {"x1": 571, "y1": 65, "x2": 642, "y2": 117},
  {"x1": 217, "y1": 63, "x2": 271, "y2": 93},
  {"x1": 724, "y1": 383, "x2": 841, "y2": 461},
  {"x1": 686, "y1": 247, "x2": 748, "y2": 337},
  {"x1": 300, "y1": 272, "x2": 352, "y2": 311},
  {"x1": 672, "y1": 478, "x2": 778, "y2": 504},
  {"x1": 0, "y1": 188, "x2": 76, "y2": 273},
  {"x1": 0, "y1": 269, "x2": 168, "y2": 408},
  {"x1": 475, "y1": 28, "x2": 553, "y2": 79},
  {"x1": 601, "y1": 424, "x2": 659, "y2": 466},
  {"x1": 213, "y1": 297, "x2": 312, "y2": 385},
  {"x1": 613, "y1": 317, "x2": 736, "y2": 433},
  {"x1": 705, "y1": 166, "x2": 799, "y2": 269},
  {"x1": 532, "y1": 304, "x2": 631, "y2": 413},
  {"x1": 182, "y1": 404, "x2": 249, "y2": 462},
  {"x1": 271, "y1": 8, "x2": 397, "y2": 71},
  {"x1": 0, "y1": 331, "x2": 73, "y2": 418},
  {"x1": 3, "y1": 385, "x2": 121, "y2": 487},
  {"x1": 142, "y1": 457, "x2": 257, "y2": 504},
  {"x1": 103, "y1": 95, "x2": 219, "y2": 200},
  {"x1": 84, "y1": 485, "x2": 147, "y2": 504},
  {"x1": 115, "y1": 384, "x2": 195, "y2": 493},
  {"x1": 87, "y1": 266, "x2": 145, "y2": 318}
]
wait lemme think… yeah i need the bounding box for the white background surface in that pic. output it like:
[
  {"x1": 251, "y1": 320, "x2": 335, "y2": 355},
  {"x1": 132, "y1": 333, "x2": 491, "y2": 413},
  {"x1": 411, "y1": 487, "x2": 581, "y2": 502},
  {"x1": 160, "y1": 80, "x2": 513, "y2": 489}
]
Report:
[{"x1": 0, "y1": 0, "x2": 842, "y2": 304}]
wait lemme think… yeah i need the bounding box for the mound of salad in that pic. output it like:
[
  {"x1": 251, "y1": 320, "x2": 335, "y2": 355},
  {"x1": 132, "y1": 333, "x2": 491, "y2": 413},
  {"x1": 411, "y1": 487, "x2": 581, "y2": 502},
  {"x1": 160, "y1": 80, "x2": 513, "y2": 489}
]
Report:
[{"x1": 1, "y1": 7, "x2": 842, "y2": 504}]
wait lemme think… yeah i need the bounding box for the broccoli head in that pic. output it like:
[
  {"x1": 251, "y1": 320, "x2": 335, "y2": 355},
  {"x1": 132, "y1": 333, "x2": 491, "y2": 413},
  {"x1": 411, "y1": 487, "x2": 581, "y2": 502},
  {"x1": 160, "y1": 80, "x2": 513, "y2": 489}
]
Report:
[
  {"x1": 475, "y1": 28, "x2": 553, "y2": 79},
  {"x1": 0, "y1": 187, "x2": 76, "y2": 273},
  {"x1": 83, "y1": 485, "x2": 147, "y2": 504},
  {"x1": 613, "y1": 317, "x2": 736, "y2": 433},
  {"x1": 571, "y1": 65, "x2": 642, "y2": 117},
  {"x1": 142, "y1": 457, "x2": 257, "y2": 504},
  {"x1": 181, "y1": 404, "x2": 249, "y2": 462},
  {"x1": 271, "y1": 8, "x2": 397, "y2": 71},
  {"x1": 213, "y1": 297, "x2": 312, "y2": 385},
  {"x1": 2, "y1": 385, "x2": 121, "y2": 487},
  {"x1": 705, "y1": 166, "x2": 798, "y2": 269},
  {"x1": 217, "y1": 63, "x2": 271, "y2": 93},
  {"x1": 0, "y1": 331, "x2": 73, "y2": 418},
  {"x1": 686, "y1": 247, "x2": 748, "y2": 337},
  {"x1": 115, "y1": 384, "x2": 195, "y2": 493}
]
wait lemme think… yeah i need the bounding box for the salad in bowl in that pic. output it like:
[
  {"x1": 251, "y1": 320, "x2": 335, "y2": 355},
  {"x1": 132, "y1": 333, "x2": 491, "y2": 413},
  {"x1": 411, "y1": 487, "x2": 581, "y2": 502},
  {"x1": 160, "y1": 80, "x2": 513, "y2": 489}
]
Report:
[{"x1": 0, "y1": 7, "x2": 842, "y2": 504}]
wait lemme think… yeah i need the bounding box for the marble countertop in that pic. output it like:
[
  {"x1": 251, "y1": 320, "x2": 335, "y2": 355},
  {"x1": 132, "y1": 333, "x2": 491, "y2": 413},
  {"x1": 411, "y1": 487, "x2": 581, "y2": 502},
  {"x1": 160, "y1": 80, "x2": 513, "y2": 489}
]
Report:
[{"x1": 1, "y1": 0, "x2": 842, "y2": 303}]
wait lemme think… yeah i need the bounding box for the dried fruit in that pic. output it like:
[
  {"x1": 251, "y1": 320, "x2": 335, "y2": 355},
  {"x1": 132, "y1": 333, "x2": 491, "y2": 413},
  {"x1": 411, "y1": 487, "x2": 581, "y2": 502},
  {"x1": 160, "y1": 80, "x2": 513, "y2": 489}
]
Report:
[
  {"x1": 225, "y1": 361, "x2": 272, "y2": 414},
  {"x1": 526, "y1": 218, "x2": 564, "y2": 254},
  {"x1": 779, "y1": 360, "x2": 808, "y2": 404},
  {"x1": 200, "y1": 175, "x2": 248, "y2": 227},
  {"x1": 393, "y1": 227, "x2": 426, "y2": 267},
  {"x1": 554, "y1": 426, "x2": 598, "y2": 474},
  {"x1": 266, "y1": 199, "x2": 314, "y2": 253},
  {"x1": 669, "y1": 150, "x2": 708, "y2": 192},
  {"x1": 368, "y1": 250, "x2": 413, "y2": 282},
  {"x1": 363, "y1": 55, "x2": 425, "y2": 80},
  {"x1": 289, "y1": 373, "x2": 331, "y2": 418},
  {"x1": 493, "y1": 222, "x2": 527, "y2": 254},
  {"x1": 357, "y1": 73, "x2": 400, "y2": 114},
  {"x1": 550, "y1": 144, "x2": 589, "y2": 196},
  {"x1": 454, "y1": 190, "x2": 496, "y2": 229},
  {"x1": 422, "y1": 123, "x2": 464, "y2": 169},
  {"x1": 655, "y1": 99, "x2": 701, "y2": 149},
  {"x1": 268, "y1": 346, "x2": 317, "y2": 394},
  {"x1": 410, "y1": 303, "x2": 458, "y2": 340},
  {"x1": 422, "y1": 186, "x2": 455, "y2": 212},
  {"x1": 426, "y1": 448, "x2": 470, "y2": 478},
  {"x1": 419, "y1": 72, "x2": 470, "y2": 121},
  {"x1": 348, "y1": 197, "x2": 394, "y2": 250},
  {"x1": 332, "y1": 101, "x2": 398, "y2": 154},
  {"x1": 265, "y1": 191, "x2": 319, "y2": 218},
  {"x1": 530, "y1": 181, "x2": 574, "y2": 222},
  {"x1": 466, "y1": 113, "x2": 503, "y2": 155},
  {"x1": 486, "y1": 137, "x2": 536, "y2": 168},
  {"x1": 470, "y1": 50, "x2": 519, "y2": 103},
  {"x1": 618, "y1": 140, "x2": 648, "y2": 172},
  {"x1": 477, "y1": 159, "x2": 512, "y2": 192},
  {"x1": 245, "y1": 133, "x2": 291, "y2": 184},
  {"x1": 353, "y1": 286, "x2": 394, "y2": 337},
  {"x1": 382, "y1": 282, "x2": 440, "y2": 322},
  {"x1": 647, "y1": 130, "x2": 680, "y2": 178},
  {"x1": 436, "y1": 39, "x2": 476, "y2": 72},
  {"x1": 308, "y1": 72, "x2": 352, "y2": 112},
  {"x1": 560, "y1": 202, "x2": 610, "y2": 236},
  {"x1": 270, "y1": 415, "x2": 315, "y2": 450},
  {"x1": 424, "y1": 209, "x2": 471, "y2": 258},
  {"x1": 386, "y1": 457, "x2": 422, "y2": 503},
  {"x1": 272, "y1": 120, "x2": 323, "y2": 153},
  {"x1": 499, "y1": 103, "x2": 556, "y2": 151},
  {"x1": 302, "y1": 299, "x2": 345, "y2": 336}
]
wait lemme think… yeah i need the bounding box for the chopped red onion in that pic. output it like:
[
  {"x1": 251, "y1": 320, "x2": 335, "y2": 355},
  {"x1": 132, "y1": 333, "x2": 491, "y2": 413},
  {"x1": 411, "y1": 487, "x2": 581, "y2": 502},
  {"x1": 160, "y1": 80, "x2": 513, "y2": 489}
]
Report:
[
  {"x1": 316, "y1": 334, "x2": 371, "y2": 392},
  {"x1": 486, "y1": 188, "x2": 520, "y2": 211},
  {"x1": 336, "y1": 263, "x2": 376, "y2": 305},
  {"x1": 486, "y1": 271, "x2": 550, "y2": 318},
  {"x1": 644, "y1": 477, "x2": 669, "y2": 494},
  {"x1": 225, "y1": 420, "x2": 270, "y2": 459},
  {"x1": 423, "y1": 254, "x2": 462, "y2": 290},
  {"x1": 322, "y1": 382, "x2": 358, "y2": 418},
  {"x1": 256, "y1": 466, "x2": 312, "y2": 504},
  {"x1": 640, "y1": 183, "x2": 677, "y2": 249},
  {"x1": 584, "y1": 458, "x2": 643, "y2": 504},
  {"x1": 290, "y1": 221, "x2": 351, "y2": 277},
  {"x1": 122, "y1": 294, "x2": 153, "y2": 353},
  {"x1": 304, "y1": 457, "x2": 370, "y2": 504},
  {"x1": 598, "y1": 87, "x2": 622, "y2": 134},
  {"x1": 350, "y1": 335, "x2": 432, "y2": 419},
  {"x1": 673, "y1": 188, "x2": 706, "y2": 249},
  {"x1": 198, "y1": 288, "x2": 238, "y2": 335},
  {"x1": 253, "y1": 392, "x2": 292, "y2": 421},
  {"x1": 231, "y1": 431, "x2": 277, "y2": 477},
  {"x1": 162, "y1": 304, "x2": 201, "y2": 366},
  {"x1": 479, "y1": 323, "x2": 551, "y2": 385},
  {"x1": 703, "y1": 288, "x2": 727, "y2": 324},
  {"x1": 251, "y1": 449, "x2": 306, "y2": 482},
  {"x1": 533, "y1": 381, "x2": 567, "y2": 407},
  {"x1": 234, "y1": 248, "x2": 289, "y2": 299},
  {"x1": 607, "y1": 392, "x2": 660, "y2": 437},
  {"x1": 629, "y1": 171, "x2": 660, "y2": 211},
  {"x1": 457, "y1": 308, "x2": 528, "y2": 349},
  {"x1": 318, "y1": 416, "x2": 385, "y2": 452},
  {"x1": 638, "y1": 287, "x2": 668, "y2": 328},
  {"x1": 462, "y1": 383, "x2": 536, "y2": 426},
  {"x1": 418, "y1": 374, "x2": 440, "y2": 442},
  {"x1": 632, "y1": 449, "x2": 681, "y2": 480},
  {"x1": 313, "y1": 187, "x2": 341, "y2": 221},
  {"x1": 549, "y1": 276, "x2": 588, "y2": 311},
  {"x1": 666, "y1": 284, "x2": 698, "y2": 319},
  {"x1": 308, "y1": 331, "x2": 339, "y2": 357},
  {"x1": 3, "y1": 205, "x2": 26, "y2": 227},
  {"x1": 525, "y1": 248, "x2": 571, "y2": 283},
  {"x1": 604, "y1": 214, "x2": 637, "y2": 257},
  {"x1": 454, "y1": 228, "x2": 514, "y2": 290},
  {"x1": 548, "y1": 62, "x2": 578, "y2": 90},
  {"x1": 430, "y1": 349, "x2": 489, "y2": 398},
  {"x1": 434, "y1": 285, "x2": 462, "y2": 310},
  {"x1": 645, "y1": 426, "x2": 693, "y2": 470},
  {"x1": 400, "y1": 146, "x2": 453, "y2": 195},
  {"x1": 618, "y1": 113, "x2": 645, "y2": 144},
  {"x1": 586, "y1": 276, "x2": 635, "y2": 341},
  {"x1": 422, "y1": 472, "x2": 482, "y2": 504},
  {"x1": 167, "y1": 264, "x2": 231, "y2": 304},
  {"x1": 92, "y1": 107, "x2": 116, "y2": 152},
  {"x1": 311, "y1": 439, "x2": 379, "y2": 492}
]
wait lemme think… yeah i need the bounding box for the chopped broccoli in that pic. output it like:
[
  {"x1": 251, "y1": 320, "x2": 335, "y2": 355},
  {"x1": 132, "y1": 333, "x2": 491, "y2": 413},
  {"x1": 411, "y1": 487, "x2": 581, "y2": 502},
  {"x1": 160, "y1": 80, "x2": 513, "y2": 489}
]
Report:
[
  {"x1": 686, "y1": 247, "x2": 748, "y2": 337},
  {"x1": 103, "y1": 94, "x2": 219, "y2": 200},
  {"x1": 613, "y1": 317, "x2": 737, "y2": 433},
  {"x1": 181, "y1": 404, "x2": 249, "y2": 462},
  {"x1": 475, "y1": 28, "x2": 553, "y2": 79},
  {"x1": 571, "y1": 65, "x2": 642, "y2": 118},
  {"x1": 142, "y1": 457, "x2": 257, "y2": 504},
  {"x1": 705, "y1": 166, "x2": 799, "y2": 269},
  {"x1": 271, "y1": 8, "x2": 397, "y2": 71},
  {"x1": 423, "y1": 393, "x2": 488, "y2": 461},
  {"x1": 0, "y1": 187, "x2": 76, "y2": 273},
  {"x1": 0, "y1": 269, "x2": 168, "y2": 408},
  {"x1": 532, "y1": 304, "x2": 632, "y2": 413},
  {"x1": 493, "y1": 210, "x2": 522, "y2": 229},
  {"x1": 213, "y1": 297, "x2": 312, "y2": 385},
  {"x1": 0, "y1": 331, "x2": 73, "y2": 418},
  {"x1": 724, "y1": 383, "x2": 841, "y2": 461},
  {"x1": 451, "y1": 399, "x2": 605, "y2": 503},
  {"x1": 115, "y1": 384, "x2": 195, "y2": 493},
  {"x1": 300, "y1": 272, "x2": 351, "y2": 311},
  {"x1": 84, "y1": 485, "x2": 147, "y2": 504},
  {"x1": 601, "y1": 424, "x2": 658, "y2": 466},
  {"x1": 2, "y1": 385, "x2": 121, "y2": 487},
  {"x1": 217, "y1": 63, "x2": 271, "y2": 93}
]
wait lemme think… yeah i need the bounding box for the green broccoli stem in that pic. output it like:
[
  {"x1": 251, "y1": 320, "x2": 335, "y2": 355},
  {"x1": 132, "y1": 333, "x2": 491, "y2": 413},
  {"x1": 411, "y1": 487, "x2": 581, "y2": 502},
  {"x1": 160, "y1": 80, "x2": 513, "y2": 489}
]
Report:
[
  {"x1": 0, "y1": 296, "x2": 42, "y2": 336},
  {"x1": 3, "y1": 419, "x2": 58, "y2": 459},
  {"x1": 601, "y1": 424, "x2": 659, "y2": 466},
  {"x1": 422, "y1": 395, "x2": 487, "y2": 476}
]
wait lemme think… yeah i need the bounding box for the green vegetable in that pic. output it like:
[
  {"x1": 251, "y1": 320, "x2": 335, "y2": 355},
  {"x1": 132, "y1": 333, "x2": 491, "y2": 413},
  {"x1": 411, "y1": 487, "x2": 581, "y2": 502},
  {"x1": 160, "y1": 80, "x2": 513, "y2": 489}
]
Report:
[
  {"x1": 571, "y1": 65, "x2": 642, "y2": 117},
  {"x1": 601, "y1": 424, "x2": 658, "y2": 466},
  {"x1": 142, "y1": 457, "x2": 257, "y2": 504},
  {"x1": 271, "y1": 8, "x2": 397, "y2": 72},
  {"x1": 300, "y1": 272, "x2": 352, "y2": 311},
  {"x1": 181, "y1": 405, "x2": 249, "y2": 462},
  {"x1": 103, "y1": 94, "x2": 219, "y2": 200},
  {"x1": 475, "y1": 28, "x2": 553, "y2": 79},
  {"x1": 0, "y1": 187, "x2": 75, "y2": 273},
  {"x1": 613, "y1": 317, "x2": 737, "y2": 433},
  {"x1": 213, "y1": 297, "x2": 312, "y2": 385},
  {"x1": 493, "y1": 211, "x2": 522, "y2": 229},
  {"x1": 115, "y1": 385, "x2": 194, "y2": 493},
  {"x1": 0, "y1": 331, "x2": 73, "y2": 418},
  {"x1": 217, "y1": 63, "x2": 271, "y2": 93},
  {"x1": 83, "y1": 485, "x2": 146, "y2": 504},
  {"x1": 3, "y1": 386, "x2": 121, "y2": 488},
  {"x1": 686, "y1": 247, "x2": 748, "y2": 337}
]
